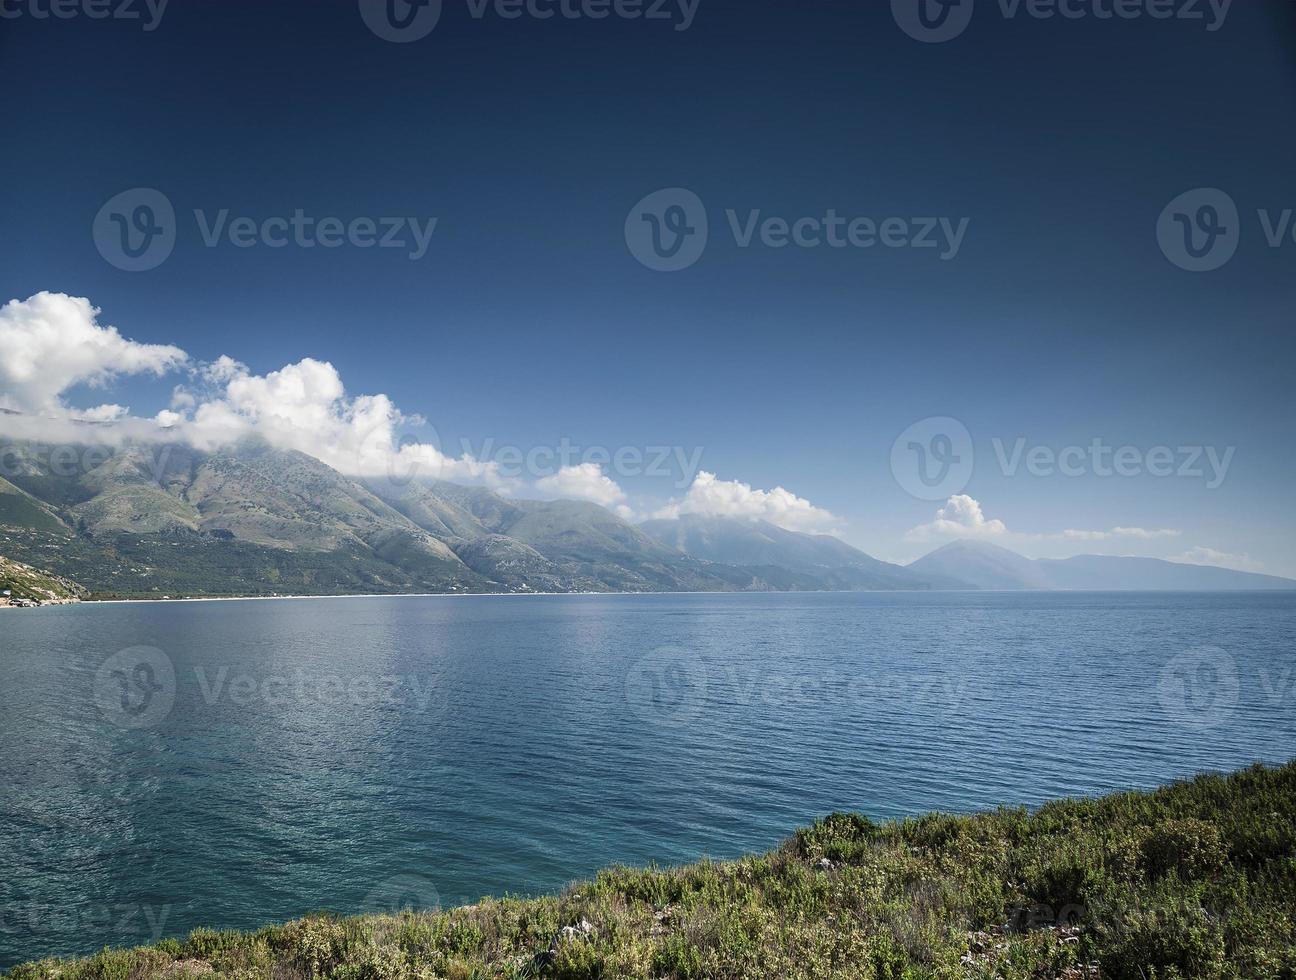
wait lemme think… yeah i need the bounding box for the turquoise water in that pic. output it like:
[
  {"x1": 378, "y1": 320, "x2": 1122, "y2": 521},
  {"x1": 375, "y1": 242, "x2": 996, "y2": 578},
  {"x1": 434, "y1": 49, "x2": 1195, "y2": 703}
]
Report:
[{"x1": 1, "y1": 591, "x2": 1293, "y2": 968}]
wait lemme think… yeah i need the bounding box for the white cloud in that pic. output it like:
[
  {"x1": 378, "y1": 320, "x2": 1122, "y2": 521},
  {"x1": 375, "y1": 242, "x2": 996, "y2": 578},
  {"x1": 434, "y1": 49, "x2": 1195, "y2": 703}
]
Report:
[
  {"x1": 536, "y1": 463, "x2": 631, "y2": 517},
  {"x1": 176, "y1": 356, "x2": 502, "y2": 484},
  {"x1": 653, "y1": 471, "x2": 838, "y2": 533},
  {"x1": 1062, "y1": 527, "x2": 1182, "y2": 541},
  {"x1": 76, "y1": 404, "x2": 129, "y2": 422},
  {"x1": 907, "y1": 494, "x2": 1008, "y2": 540},
  {"x1": 0, "y1": 292, "x2": 187, "y2": 417},
  {"x1": 908, "y1": 497, "x2": 1182, "y2": 545},
  {"x1": 0, "y1": 292, "x2": 502, "y2": 487},
  {"x1": 1173, "y1": 547, "x2": 1265, "y2": 573}
]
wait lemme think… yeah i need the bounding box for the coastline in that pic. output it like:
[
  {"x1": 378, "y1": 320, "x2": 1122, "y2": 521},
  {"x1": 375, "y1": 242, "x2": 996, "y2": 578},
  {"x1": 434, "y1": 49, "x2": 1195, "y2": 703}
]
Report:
[{"x1": 5, "y1": 761, "x2": 1293, "y2": 979}]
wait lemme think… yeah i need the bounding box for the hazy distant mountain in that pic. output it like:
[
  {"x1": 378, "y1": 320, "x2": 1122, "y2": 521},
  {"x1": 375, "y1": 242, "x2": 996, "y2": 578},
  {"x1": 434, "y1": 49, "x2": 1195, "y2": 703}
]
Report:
[
  {"x1": 907, "y1": 540, "x2": 1053, "y2": 590},
  {"x1": 909, "y1": 539, "x2": 1296, "y2": 591},
  {"x1": 1037, "y1": 554, "x2": 1296, "y2": 591},
  {"x1": 637, "y1": 514, "x2": 960, "y2": 590}
]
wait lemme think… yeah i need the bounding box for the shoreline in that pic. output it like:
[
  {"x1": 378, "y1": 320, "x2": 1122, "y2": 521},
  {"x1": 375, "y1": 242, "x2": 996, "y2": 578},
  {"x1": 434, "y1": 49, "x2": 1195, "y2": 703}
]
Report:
[
  {"x1": 7, "y1": 585, "x2": 1292, "y2": 608},
  {"x1": 5, "y1": 761, "x2": 1293, "y2": 979}
]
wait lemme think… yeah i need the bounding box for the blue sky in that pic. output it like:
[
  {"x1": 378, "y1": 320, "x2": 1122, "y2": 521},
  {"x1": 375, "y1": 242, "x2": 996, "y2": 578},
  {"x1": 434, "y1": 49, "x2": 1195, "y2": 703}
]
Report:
[{"x1": 1, "y1": 0, "x2": 1294, "y2": 573}]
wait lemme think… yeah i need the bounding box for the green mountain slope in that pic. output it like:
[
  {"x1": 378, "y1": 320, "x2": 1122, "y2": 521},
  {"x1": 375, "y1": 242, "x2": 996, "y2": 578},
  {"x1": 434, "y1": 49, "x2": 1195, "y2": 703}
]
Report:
[
  {"x1": 0, "y1": 553, "x2": 86, "y2": 603},
  {"x1": 0, "y1": 440, "x2": 489, "y2": 597},
  {"x1": 371, "y1": 480, "x2": 758, "y2": 592},
  {"x1": 0, "y1": 475, "x2": 65, "y2": 533}
]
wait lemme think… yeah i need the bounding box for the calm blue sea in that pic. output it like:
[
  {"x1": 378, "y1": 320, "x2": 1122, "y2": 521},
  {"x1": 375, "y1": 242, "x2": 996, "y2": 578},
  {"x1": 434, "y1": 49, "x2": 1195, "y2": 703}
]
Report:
[{"x1": 1, "y1": 591, "x2": 1293, "y2": 968}]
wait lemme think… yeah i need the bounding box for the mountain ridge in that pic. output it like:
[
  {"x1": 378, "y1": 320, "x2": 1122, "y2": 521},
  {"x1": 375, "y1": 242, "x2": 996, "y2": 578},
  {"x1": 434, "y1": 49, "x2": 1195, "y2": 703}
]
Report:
[{"x1": 1, "y1": 436, "x2": 1291, "y2": 596}]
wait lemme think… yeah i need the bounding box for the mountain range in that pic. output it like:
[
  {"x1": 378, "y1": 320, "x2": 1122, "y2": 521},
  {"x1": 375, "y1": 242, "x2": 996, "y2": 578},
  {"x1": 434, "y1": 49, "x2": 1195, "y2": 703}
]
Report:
[
  {"x1": 0, "y1": 436, "x2": 1291, "y2": 597},
  {"x1": 908, "y1": 539, "x2": 1296, "y2": 591}
]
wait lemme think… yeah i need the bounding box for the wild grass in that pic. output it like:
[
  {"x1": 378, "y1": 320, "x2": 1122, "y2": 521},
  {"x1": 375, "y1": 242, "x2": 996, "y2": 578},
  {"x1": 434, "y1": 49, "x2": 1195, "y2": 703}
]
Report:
[{"x1": 7, "y1": 762, "x2": 1294, "y2": 979}]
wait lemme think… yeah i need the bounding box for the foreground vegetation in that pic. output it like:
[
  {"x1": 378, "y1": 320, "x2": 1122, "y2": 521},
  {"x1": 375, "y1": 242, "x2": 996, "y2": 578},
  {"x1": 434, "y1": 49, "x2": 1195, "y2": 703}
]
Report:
[{"x1": 8, "y1": 763, "x2": 1295, "y2": 980}]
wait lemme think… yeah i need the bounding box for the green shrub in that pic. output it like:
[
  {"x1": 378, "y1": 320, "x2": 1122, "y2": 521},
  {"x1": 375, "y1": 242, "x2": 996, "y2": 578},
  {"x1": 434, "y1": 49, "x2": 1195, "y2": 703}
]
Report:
[
  {"x1": 651, "y1": 933, "x2": 704, "y2": 979},
  {"x1": 1141, "y1": 819, "x2": 1228, "y2": 881},
  {"x1": 1092, "y1": 889, "x2": 1227, "y2": 980},
  {"x1": 794, "y1": 812, "x2": 880, "y2": 864}
]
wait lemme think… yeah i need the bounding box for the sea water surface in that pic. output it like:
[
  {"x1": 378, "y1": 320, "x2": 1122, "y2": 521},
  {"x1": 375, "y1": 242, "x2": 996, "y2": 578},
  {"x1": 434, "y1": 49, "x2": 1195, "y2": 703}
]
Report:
[{"x1": 1, "y1": 591, "x2": 1294, "y2": 968}]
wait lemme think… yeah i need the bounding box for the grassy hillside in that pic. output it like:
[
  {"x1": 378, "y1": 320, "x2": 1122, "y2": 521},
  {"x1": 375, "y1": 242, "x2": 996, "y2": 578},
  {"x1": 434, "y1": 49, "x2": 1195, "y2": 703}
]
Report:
[
  {"x1": 0, "y1": 476, "x2": 64, "y2": 533},
  {"x1": 7, "y1": 762, "x2": 1294, "y2": 979},
  {"x1": 0, "y1": 553, "x2": 86, "y2": 602}
]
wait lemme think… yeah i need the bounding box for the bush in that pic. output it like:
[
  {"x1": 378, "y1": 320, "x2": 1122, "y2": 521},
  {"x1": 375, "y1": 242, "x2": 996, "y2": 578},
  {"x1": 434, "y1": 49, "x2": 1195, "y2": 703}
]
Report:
[
  {"x1": 794, "y1": 812, "x2": 880, "y2": 864},
  {"x1": 1140, "y1": 819, "x2": 1227, "y2": 881},
  {"x1": 1092, "y1": 892, "x2": 1227, "y2": 980}
]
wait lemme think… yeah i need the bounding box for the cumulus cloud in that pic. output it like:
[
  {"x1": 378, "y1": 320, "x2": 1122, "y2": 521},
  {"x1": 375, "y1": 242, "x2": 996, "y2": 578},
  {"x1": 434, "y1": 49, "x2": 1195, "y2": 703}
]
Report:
[
  {"x1": 175, "y1": 356, "x2": 503, "y2": 484},
  {"x1": 653, "y1": 471, "x2": 838, "y2": 533},
  {"x1": 1173, "y1": 547, "x2": 1264, "y2": 573},
  {"x1": 535, "y1": 463, "x2": 632, "y2": 518},
  {"x1": 0, "y1": 292, "x2": 186, "y2": 417},
  {"x1": 907, "y1": 494, "x2": 1007, "y2": 540},
  {"x1": 0, "y1": 292, "x2": 501, "y2": 487}
]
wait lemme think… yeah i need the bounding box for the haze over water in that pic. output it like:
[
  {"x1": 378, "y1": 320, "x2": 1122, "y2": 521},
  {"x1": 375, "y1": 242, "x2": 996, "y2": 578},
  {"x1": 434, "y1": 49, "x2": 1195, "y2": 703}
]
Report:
[{"x1": 1, "y1": 591, "x2": 1293, "y2": 968}]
